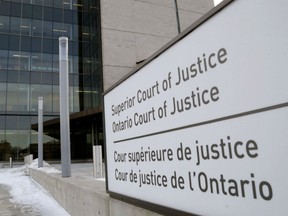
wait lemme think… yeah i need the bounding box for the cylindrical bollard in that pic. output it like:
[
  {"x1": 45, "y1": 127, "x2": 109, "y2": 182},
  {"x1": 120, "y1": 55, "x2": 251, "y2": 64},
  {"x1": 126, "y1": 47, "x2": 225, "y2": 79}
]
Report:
[{"x1": 9, "y1": 157, "x2": 13, "y2": 168}]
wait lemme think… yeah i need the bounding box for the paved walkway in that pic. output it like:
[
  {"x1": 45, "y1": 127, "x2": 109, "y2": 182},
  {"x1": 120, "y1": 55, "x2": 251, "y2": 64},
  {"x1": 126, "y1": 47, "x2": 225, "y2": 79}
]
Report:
[
  {"x1": 0, "y1": 184, "x2": 35, "y2": 216},
  {"x1": 0, "y1": 163, "x2": 104, "y2": 216}
]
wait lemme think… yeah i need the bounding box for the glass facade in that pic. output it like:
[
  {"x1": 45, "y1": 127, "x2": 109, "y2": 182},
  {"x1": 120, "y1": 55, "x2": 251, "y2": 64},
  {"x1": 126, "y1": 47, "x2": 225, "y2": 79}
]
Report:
[{"x1": 0, "y1": 0, "x2": 102, "y2": 161}]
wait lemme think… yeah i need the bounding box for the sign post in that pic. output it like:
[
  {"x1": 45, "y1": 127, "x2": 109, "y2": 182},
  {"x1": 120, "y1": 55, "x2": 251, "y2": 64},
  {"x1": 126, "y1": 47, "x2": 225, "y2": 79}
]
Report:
[{"x1": 103, "y1": 0, "x2": 288, "y2": 215}]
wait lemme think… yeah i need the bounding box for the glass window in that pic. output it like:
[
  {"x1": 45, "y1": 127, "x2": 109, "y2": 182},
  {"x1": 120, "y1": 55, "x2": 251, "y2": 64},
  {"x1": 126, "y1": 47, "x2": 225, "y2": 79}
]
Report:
[
  {"x1": 72, "y1": 24, "x2": 78, "y2": 41},
  {"x1": 7, "y1": 70, "x2": 18, "y2": 83},
  {"x1": 43, "y1": 21, "x2": 52, "y2": 38},
  {"x1": 73, "y1": 56, "x2": 79, "y2": 74},
  {"x1": 22, "y1": 4, "x2": 32, "y2": 19},
  {"x1": 71, "y1": 86, "x2": 80, "y2": 112},
  {"x1": 53, "y1": 73, "x2": 59, "y2": 85},
  {"x1": 44, "y1": 0, "x2": 53, "y2": 7},
  {"x1": 0, "y1": 116, "x2": 5, "y2": 129},
  {"x1": 30, "y1": 84, "x2": 41, "y2": 112},
  {"x1": 41, "y1": 85, "x2": 53, "y2": 112},
  {"x1": 42, "y1": 72, "x2": 53, "y2": 84},
  {"x1": 44, "y1": 7, "x2": 53, "y2": 21},
  {"x1": 73, "y1": 0, "x2": 83, "y2": 11},
  {"x1": 19, "y1": 52, "x2": 30, "y2": 70},
  {"x1": 53, "y1": 22, "x2": 72, "y2": 39},
  {"x1": 0, "y1": 1, "x2": 11, "y2": 16},
  {"x1": 20, "y1": 19, "x2": 32, "y2": 36},
  {"x1": 31, "y1": 53, "x2": 53, "y2": 72},
  {"x1": 10, "y1": 3, "x2": 21, "y2": 17},
  {"x1": 82, "y1": 57, "x2": 91, "y2": 74},
  {"x1": 0, "y1": 34, "x2": 8, "y2": 50},
  {"x1": 62, "y1": 0, "x2": 72, "y2": 9},
  {"x1": 6, "y1": 116, "x2": 18, "y2": 129},
  {"x1": 17, "y1": 130, "x2": 31, "y2": 150},
  {"x1": 0, "y1": 83, "x2": 6, "y2": 111},
  {"x1": 8, "y1": 51, "x2": 20, "y2": 70},
  {"x1": 33, "y1": 0, "x2": 45, "y2": 6},
  {"x1": 52, "y1": 39, "x2": 59, "y2": 54},
  {"x1": 73, "y1": 74, "x2": 79, "y2": 86},
  {"x1": 0, "y1": 16, "x2": 10, "y2": 34},
  {"x1": 33, "y1": 5, "x2": 43, "y2": 20},
  {"x1": 30, "y1": 71, "x2": 41, "y2": 84},
  {"x1": 53, "y1": 8, "x2": 62, "y2": 22},
  {"x1": 42, "y1": 53, "x2": 53, "y2": 72},
  {"x1": 52, "y1": 54, "x2": 59, "y2": 72},
  {"x1": 10, "y1": 17, "x2": 21, "y2": 35},
  {"x1": 8, "y1": 51, "x2": 30, "y2": 71},
  {"x1": 21, "y1": 36, "x2": 31, "y2": 52},
  {"x1": 43, "y1": 38, "x2": 53, "y2": 53},
  {"x1": 52, "y1": 85, "x2": 59, "y2": 113},
  {"x1": 19, "y1": 71, "x2": 30, "y2": 83},
  {"x1": 64, "y1": 9, "x2": 73, "y2": 24},
  {"x1": 32, "y1": 20, "x2": 42, "y2": 37},
  {"x1": 0, "y1": 50, "x2": 8, "y2": 69},
  {"x1": 0, "y1": 70, "x2": 7, "y2": 82},
  {"x1": 9, "y1": 35, "x2": 20, "y2": 50},
  {"x1": 18, "y1": 116, "x2": 30, "y2": 129},
  {"x1": 31, "y1": 37, "x2": 42, "y2": 52},
  {"x1": 7, "y1": 83, "x2": 19, "y2": 111},
  {"x1": 54, "y1": 0, "x2": 63, "y2": 8},
  {"x1": 18, "y1": 84, "x2": 30, "y2": 111}
]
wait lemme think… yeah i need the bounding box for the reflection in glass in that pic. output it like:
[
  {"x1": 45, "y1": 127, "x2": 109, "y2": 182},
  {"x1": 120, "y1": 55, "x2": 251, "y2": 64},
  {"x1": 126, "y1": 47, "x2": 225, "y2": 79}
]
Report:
[
  {"x1": 0, "y1": 83, "x2": 6, "y2": 111},
  {"x1": 0, "y1": 50, "x2": 8, "y2": 69},
  {"x1": 0, "y1": 16, "x2": 10, "y2": 33}
]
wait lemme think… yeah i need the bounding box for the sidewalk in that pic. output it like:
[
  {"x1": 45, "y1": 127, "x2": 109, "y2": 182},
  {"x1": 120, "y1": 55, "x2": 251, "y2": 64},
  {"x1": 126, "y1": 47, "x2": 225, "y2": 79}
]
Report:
[{"x1": 0, "y1": 184, "x2": 37, "y2": 216}]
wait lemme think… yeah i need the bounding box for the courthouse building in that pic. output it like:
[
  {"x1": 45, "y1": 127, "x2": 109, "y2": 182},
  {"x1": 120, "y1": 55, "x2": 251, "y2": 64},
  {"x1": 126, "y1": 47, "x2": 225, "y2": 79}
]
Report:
[{"x1": 0, "y1": 0, "x2": 213, "y2": 161}]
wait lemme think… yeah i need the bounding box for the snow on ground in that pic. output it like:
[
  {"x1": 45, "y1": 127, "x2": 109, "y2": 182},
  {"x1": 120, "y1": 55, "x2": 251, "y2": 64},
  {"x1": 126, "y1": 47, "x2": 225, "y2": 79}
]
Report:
[{"x1": 0, "y1": 160, "x2": 70, "y2": 216}]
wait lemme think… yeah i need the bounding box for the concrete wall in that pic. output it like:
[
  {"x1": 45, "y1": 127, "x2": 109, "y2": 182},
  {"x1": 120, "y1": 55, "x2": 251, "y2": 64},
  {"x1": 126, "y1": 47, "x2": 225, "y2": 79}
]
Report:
[
  {"x1": 101, "y1": 0, "x2": 214, "y2": 90},
  {"x1": 28, "y1": 168, "x2": 162, "y2": 216}
]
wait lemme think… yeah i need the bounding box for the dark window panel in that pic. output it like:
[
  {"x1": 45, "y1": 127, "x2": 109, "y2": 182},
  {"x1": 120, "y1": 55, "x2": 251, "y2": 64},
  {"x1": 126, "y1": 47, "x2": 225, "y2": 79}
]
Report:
[
  {"x1": 18, "y1": 116, "x2": 31, "y2": 129},
  {"x1": 30, "y1": 71, "x2": 41, "y2": 84},
  {"x1": 43, "y1": 38, "x2": 53, "y2": 53},
  {"x1": 9, "y1": 35, "x2": 20, "y2": 51},
  {"x1": 10, "y1": 2, "x2": 21, "y2": 17},
  {"x1": 19, "y1": 71, "x2": 30, "y2": 84},
  {"x1": 53, "y1": 73, "x2": 59, "y2": 85},
  {"x1": 0, "y1": 70, "x2": 7, "y2": 82},
  {"x1": 0, "y1": 34, "x2": 9, "y2": 49},
  {"x1": 42, "y1": 72, "x2": 53, "y2": 84},
  {"x1": 22, "y1": 4, "x2": 32, "y2": 19},
  {"x1": 53, "y1": 8, "x2": 62, "y2": 22},
  {"x1": 64, "y1": 9, "x2": 73, "y2": 24},
  {"x1": 52, "y1": 39, "x2": 59, "y2": 54},
  {"x1": 44, "y1": 7, "x2": 53, "y2": 21},
  {"x1": 21, "y1": 36, "x2": 31, "y2": 52},
  {"x1": 5, "y1": 116, "x2": 18, "y2": 130},
  {"x1": 32, "y1": 5, "x2": 42, "y2": 20},
  {"x1": 0, "y1": 15, "x2": 10, "y2": 34},
  {"x1": 31, "y1": 38, "x2": 42, "y2": 52},
  {"x1": 7, "y1": 70, "x2": 18, "y2": 83},
  {"x1": 0, "y1": 1, "x2": 11, "y2": 16}
]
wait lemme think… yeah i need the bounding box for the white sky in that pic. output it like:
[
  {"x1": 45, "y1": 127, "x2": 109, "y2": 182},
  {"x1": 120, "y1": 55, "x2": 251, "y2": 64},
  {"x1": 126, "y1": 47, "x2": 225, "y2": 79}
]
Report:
[{"x1": 0, "y1": 162, "x2": 70, "y2": 216}]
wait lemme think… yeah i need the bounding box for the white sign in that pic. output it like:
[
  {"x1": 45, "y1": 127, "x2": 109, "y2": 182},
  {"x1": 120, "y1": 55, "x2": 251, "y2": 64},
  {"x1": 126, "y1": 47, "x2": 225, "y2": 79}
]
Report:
[{"x1": 103, "y1": 0, "x2": 288, "y2": 215}]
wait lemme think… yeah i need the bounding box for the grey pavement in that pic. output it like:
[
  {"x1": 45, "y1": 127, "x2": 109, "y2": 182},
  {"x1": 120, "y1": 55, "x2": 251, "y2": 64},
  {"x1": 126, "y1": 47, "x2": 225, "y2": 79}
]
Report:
[
  {"x1": 0, "y1": 184, "x2": 37, "y2": 216},
  {"x1": 0, "y1": 162, "x2": 101, "y2": 216}
]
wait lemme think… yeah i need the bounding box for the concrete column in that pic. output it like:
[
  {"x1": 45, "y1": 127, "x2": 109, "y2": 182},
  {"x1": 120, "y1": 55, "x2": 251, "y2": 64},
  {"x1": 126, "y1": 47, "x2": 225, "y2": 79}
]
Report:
[{"x1": 59, "y1": 37, "x2": 71, "y2": 177}]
